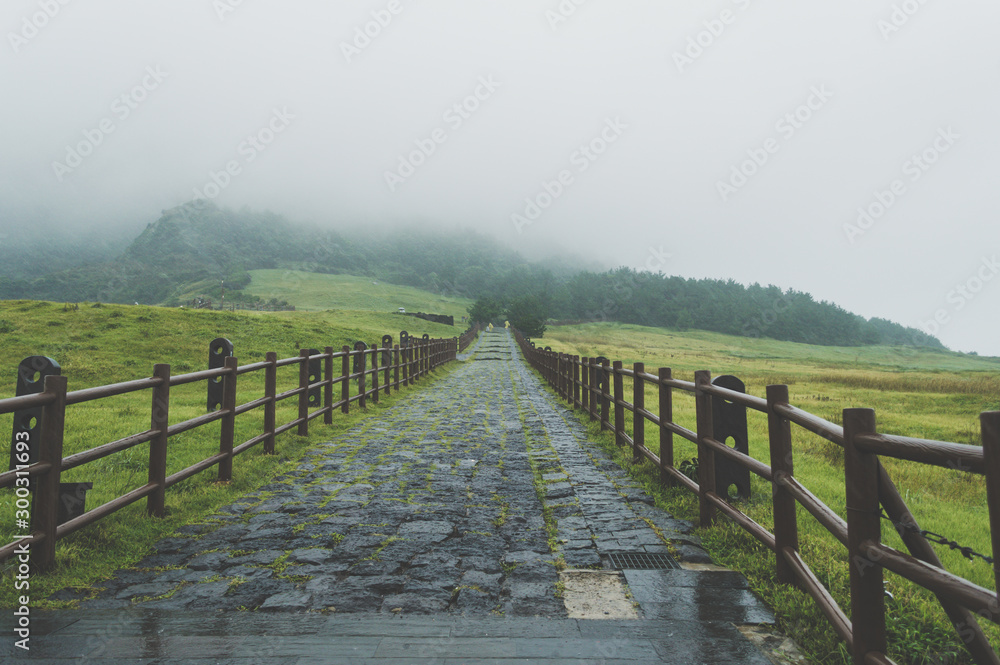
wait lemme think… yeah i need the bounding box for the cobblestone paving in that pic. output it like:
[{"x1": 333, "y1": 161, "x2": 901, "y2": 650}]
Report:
[
  {"x1": 57, "y1": 331, "x2": 716, "y2": 618},
  {"x1": 505, "y1": 336, "x2": 708, "y2": 569}
]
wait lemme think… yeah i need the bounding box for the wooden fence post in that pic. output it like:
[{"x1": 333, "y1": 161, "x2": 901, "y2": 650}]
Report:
[
  {"x1": 573, "y1": 356, "x2": 580, "y2": 409},
  {"x1": 981, "y1": 411, "x2": 1000, "y2": 609},
  {"x1": 219, "y1": 355, "x2": 238, "y2": 481},
  {"x1": 695, "y1": 370, "x2": 716, "y2": 526},
  {"x1": 409, "y1": 344, "x2": 416, "y2": 384},
  {"x1": 581, "y1": 357, "x2": 590, "y2": 414},
  {"x1": 658, "y1": 368, "x2": 673, "y2": 486},
  {"x1": 383, "y1": 340, "x2": 391, "y2": 396},
  {"x1": 264, "y1": 352, "x2": 277, "y2": 452},
  {"x1": 147, "y1": 364, "x2": 170, "y2": 517},
  {"x1": 600, "y1": 358, "x2": 611, "y2": 431},
  {"x1": 402, "y1": 344, "x2": 410, "y2": 387},
  {"x1": 633, "y1": 362, "x2": 644, "y2": 462},
  {"x1": 593, "y1": 359, "x2": 601, "y2": 422},
  {"x1": 297, "y1": 349, "x2": 310, "y2": 436},
  {"x1": 566, "y1": 355, "x2": 574, "y2": 406},
  {"x1": 393, "y1": 344, "x2": 400, "y2": 390},
  {"x1": 844, "y1": 408, "x2": 887, "y2": 665},
  {"x1": 590, "y1": 359, "x2": 599, "y2": 422},
  {"x1": 564, "y1": 355, "x2": 570, "y2": 401},
  {"x1": 767, "y1": 384, "x2": 798, "y2": 587},
  {"x1": 400, "y1": 344, "x2": 407, "y2": 387},
  {"x1": 31, "y1": 374, "x2": 67, "y2": 572},
  {"x1": 613, "y1": 361, "x2": 625, "y2": 447},
  {"x1": 371, "y1": 343, "x2": 380, "y2": 405},
  {"x1": 323, "y1": 347, "x2": 334, "y2": 424},
  {"x1": 341, "y1": 346, "x2": 350, "y2": 414},
  {"x1": 568, "y1": 355, "x2": 574, "y2": 404},
  {"x1": 358, "y1": 347, "x2": 367, "y2": 409}
]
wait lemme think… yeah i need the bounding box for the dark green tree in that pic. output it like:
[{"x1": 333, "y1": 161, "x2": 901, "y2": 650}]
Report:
[
  {"x1": 467, "y1": 297, "x2": 504, "y2": 325},
  {"x1": 506, "y1": 296, "x2": 547, "y2": 337}
]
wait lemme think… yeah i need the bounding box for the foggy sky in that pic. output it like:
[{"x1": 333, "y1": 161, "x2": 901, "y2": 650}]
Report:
[{"x1": 2, "y1": 1, "x2": 998, "y2": 356}]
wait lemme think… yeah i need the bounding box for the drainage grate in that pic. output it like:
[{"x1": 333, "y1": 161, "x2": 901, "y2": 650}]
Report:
[{"x1": 607, "y1": 552, "x2": 679, "y2": 570}]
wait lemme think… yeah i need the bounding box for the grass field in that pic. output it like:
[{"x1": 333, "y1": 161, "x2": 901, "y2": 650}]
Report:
[
  {"x1": 537, "y1": 321, "x2": 1000, "y2": 665},
  {"x1": 1, "y1": 289, "x2": 997, "y2": 664},
  {"x1": 0, "y1": 299, "x2": 463, "y2": 609},
  {"x1": 243, "y1": 270, "x2": 473, "y2": 320}
]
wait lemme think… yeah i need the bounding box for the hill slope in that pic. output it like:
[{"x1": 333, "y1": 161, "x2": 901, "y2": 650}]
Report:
[
  {"x1": 242, "y1": 270, "x2": 472, "y2": 319},
  {"x1": 0, "y1": 201, "x2": 947, "y2": 351},
  {"x1": 0, "y1": 200, "x2": 552, "y2": 308}
]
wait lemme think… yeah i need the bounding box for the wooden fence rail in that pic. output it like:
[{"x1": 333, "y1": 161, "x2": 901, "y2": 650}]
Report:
[
  {"x1": 0, "y1": 333, "x2": 463, "y2": 571},
  {"x1": 514, "y1": 331, "x2": 1000, "y2": 665},
  {"x1": 458, "y1": 324, "x2": 481, "y2": 353}
]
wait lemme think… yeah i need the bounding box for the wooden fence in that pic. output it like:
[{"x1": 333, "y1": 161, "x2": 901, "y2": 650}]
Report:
[
  {"x1": 0, "y1": 333, "x2": 460, "y2": 572},
  {"x1": 515, "y1": 331, "x2": 1000, "y2": 665},
  {"x1": 458, "y1": 324, "x2": 481, "y2": 353}
]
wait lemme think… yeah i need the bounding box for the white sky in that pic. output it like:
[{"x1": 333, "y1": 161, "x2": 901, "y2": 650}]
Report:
[{"x1": 2, "y1": 1, "x2": 998, "y2": 356}]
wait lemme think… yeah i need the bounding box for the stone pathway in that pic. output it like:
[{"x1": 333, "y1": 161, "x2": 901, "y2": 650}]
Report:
[
  {"x1": 10, "y1": 330, "x2": 782, "y2": 663},
  {"x1": 505, "y1": 335, "x2": 709, "y2": 568}
]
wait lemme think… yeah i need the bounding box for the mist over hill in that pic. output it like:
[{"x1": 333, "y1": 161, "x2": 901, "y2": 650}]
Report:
[
  {"x1": 0, "y1": 201, "x2": 943, "y2": 350},
  {"x1": 0, "y1": 201, "x2": 570, "y2": 306}
]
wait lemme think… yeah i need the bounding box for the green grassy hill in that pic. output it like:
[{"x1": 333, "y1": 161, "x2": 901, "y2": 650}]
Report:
[
  {"x1": 242, "y1": 270, "x2": 472, "y2": 320},
  {"x1": 0, "y1": 200, "x2": 945, "y2": 355}
]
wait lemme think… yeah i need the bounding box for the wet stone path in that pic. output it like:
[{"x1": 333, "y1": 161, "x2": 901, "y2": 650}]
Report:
[{"x1": 25, "y1": 330, "x2": 780, "y2": 663}]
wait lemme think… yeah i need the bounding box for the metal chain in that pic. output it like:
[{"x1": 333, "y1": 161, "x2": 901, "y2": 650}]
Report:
[{"x1": 879, "y1": 511, "x2": 994, "y2": 566}]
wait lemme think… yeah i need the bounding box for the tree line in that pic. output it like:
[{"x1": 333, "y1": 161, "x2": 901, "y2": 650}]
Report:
[{"x1": 468, "y1": 268, "x2": 942, "y2": 349}]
